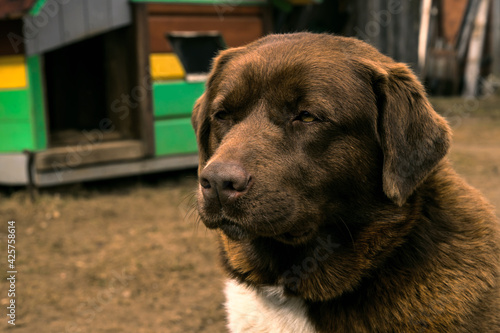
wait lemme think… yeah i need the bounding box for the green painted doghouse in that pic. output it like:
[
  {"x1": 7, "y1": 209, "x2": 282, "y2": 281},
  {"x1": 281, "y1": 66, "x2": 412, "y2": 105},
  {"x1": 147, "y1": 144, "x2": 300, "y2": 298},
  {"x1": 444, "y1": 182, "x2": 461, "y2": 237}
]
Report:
[{"x1": 0, "y1": 0, "x2": 269, "y2": 186}]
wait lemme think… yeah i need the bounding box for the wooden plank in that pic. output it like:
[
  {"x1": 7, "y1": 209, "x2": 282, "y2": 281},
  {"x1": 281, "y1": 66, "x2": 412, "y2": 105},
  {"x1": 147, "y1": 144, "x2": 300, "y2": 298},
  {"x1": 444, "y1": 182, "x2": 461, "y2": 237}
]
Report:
[
  {"x1": 33, "y1": 153, "x2": 199, "y2": 186},
  {"x1": 148, "y1": 15, "x2": 263, "y2": 53},
  {"x1": 457, "y1": 0, "x2": 480, "y2": 61},
  {"x1": 139, "y1": 0, "x2": 265, "y2": 5},
  {"x1": 154, "y1": 118, "x2": 198, "y2": 156},
  {"x1": 104, "y1": 27, "x2": 135, "y2": 140},
  {"x1": 150, "y1": 53, "x2": 185, "y2": 80},
  {"x1": 26, "y1": 55, "x2": 48, "y2": 150},
  {"x1": 25, "y1": 0, "x2": 132, "y2": 55},
  {"x1": 0, "y1": 122, "x2": 36, "y2": 152},
  {"x1": 23, "y1": 15, "x2": 38, "y2": 56},
  {"x1": 35, "y1": 139, "x2": 146, "y2": 171},
  {"x1": 0, "y1": 89, "x2": 30, "y2": 120},
  {"x1": 49, "y1": 129, "x2": 122, "y2": 147},
  {"x1": 34, "y1": 7, "x2": 62, "y2": 54},
  {"x1": 441, "y1": 0, "x2": 469, "y2": 45},
  {"x1": 60, "y1": 0, "x2": 86, "y2": 43},
  {"x1": 463, "y1": 0, "x2": 490, "y2": 97},
  {"x1": 133, "y1": 3, "x2": 156, "y2": 156},
  {"x1": 135, "y1": 0, "x2": 264, "y2": 3},
  {"x1": 492, "y1": 0, "x2": 500, "y2": 76},
  {"x1": 399, "y1": 0, "x2": 420, "y2": 68},
  {"x1": 86, "y1": 0, "x2": 109, "y2": 33},
  {"x1": 147, "y1": 3, "x2": 263, "y2": 16},
  {"x1": 0, "y1": 55, "x2": 27, "y2": 89},
  {"x1": 153, "y1": 81, "x2": 205, "y2": 118},
  {"x1": 110, "y1": 0, "x2": 132, "y2": 27},
  {"x1": 418, "y1": 0, "x2": 433, "y2": 74},
  {"x1": 0, "y1": 153, "x2": 29, "y2": 185}
]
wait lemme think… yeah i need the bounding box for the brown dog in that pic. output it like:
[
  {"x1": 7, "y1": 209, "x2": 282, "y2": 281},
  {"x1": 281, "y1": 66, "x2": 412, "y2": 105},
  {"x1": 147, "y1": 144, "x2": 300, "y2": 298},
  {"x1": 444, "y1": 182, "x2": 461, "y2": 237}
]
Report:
[{"x1": 191, "y1": 33, "x2": 500, "y2": 332}]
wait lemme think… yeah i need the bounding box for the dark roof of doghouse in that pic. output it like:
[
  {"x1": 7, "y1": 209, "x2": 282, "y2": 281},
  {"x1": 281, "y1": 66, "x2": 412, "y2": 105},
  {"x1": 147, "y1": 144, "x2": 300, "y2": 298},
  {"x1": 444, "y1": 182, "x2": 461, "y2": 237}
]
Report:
[
  {"x1": 0, "y1": 0, "x2": 37, "y2": 19},
  {"x1": 2, "y1": 0, "x2": 132, "y2": 55}
]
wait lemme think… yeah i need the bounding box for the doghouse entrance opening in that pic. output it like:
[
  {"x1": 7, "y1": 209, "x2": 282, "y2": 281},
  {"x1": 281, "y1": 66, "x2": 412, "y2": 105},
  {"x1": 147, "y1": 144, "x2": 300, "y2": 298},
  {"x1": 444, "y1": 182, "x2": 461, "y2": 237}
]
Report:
[{"x1": 38, "y1": 27, "x2": 146, "y2": 171}]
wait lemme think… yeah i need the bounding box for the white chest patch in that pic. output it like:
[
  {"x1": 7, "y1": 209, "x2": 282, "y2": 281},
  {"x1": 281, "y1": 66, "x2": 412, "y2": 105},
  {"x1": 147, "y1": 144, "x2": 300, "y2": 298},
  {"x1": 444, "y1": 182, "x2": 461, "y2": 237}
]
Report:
[{"x1": 224, "y1": 279, "x2": 317, "y2": 333}]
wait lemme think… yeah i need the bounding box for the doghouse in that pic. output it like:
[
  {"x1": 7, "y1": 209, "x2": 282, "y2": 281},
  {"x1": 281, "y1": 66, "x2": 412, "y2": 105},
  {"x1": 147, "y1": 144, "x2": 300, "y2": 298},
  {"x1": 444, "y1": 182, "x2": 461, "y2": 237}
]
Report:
[{"x1": 0, "y1": 0, "x2": 270, "y2": 186}]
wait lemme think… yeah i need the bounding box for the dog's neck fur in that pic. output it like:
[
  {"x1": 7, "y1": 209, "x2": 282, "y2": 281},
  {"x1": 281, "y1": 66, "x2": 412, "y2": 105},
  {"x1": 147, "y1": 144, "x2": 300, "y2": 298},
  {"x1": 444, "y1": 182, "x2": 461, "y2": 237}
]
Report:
[{"x1": 221, "y1": 160, "x2": 500, "y2": 332}]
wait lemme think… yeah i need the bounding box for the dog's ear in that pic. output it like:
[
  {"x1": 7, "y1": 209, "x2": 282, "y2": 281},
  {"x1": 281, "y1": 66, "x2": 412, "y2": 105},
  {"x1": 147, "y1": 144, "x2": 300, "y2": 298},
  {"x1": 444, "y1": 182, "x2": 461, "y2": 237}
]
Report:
[
  {"x1": 191, "y1": 47, "x2": 243, "y2": 168},
  {"x1": 191, "y1": 95, "x2": 210, "y2": 168},
  {"x1": 361, "y1": 60, "x2": 451, "y2": 206}
]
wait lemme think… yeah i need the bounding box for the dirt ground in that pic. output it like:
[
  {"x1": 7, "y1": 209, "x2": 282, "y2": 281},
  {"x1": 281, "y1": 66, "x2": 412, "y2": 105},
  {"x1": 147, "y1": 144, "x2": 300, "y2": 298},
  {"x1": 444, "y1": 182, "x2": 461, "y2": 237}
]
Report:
[{"x1": 1, "y1": 96, "x2": 500, "y2": 333}]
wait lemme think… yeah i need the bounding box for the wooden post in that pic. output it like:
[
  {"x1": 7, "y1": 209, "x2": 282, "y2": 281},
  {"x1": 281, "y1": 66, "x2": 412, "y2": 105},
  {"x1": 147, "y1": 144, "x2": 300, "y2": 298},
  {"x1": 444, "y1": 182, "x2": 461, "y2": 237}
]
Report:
[
  {"x1": 491, "y1": 0, "x2": 500, "y2": 77},
  {"x1": 463, "y1": 0, "x2": 490, "y2": 97},
  {"x1": 104, "y1": 28, "x2": 134, "y2": 140},
  {"x1": 457, "y1": 0, "x2": 481, "y2": 62},
  {"x1": 133, "y1": 3, "x2": 155, "y2": 157},
  {"x1": 418, "y1": 0, "x2": 433, "y2": 76}
]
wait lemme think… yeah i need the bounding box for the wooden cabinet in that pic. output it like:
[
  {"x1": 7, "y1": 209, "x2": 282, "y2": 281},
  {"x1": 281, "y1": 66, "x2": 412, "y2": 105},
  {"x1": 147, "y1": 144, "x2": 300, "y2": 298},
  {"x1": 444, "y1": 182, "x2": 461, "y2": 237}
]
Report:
[
  {"x1": 0, "y1": 0, "x2": 270, "y2": 186},
  {"x1": 139, "y1": 2, "x2": 271, "y2": 156}
]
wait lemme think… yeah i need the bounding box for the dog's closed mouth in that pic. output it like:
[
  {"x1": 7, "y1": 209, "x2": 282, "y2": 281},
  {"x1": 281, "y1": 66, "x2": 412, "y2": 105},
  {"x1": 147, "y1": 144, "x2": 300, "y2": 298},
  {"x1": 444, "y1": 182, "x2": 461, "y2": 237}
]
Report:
[
  {"x1": 218, "y1": 219, "x2": 253, "y2": 241},
  {"x1": 275, "y1": 228, "x2": 315, "y2": 244},
  {"x1": 217, "y1": 218, "x2": 314, "y2": 244}
]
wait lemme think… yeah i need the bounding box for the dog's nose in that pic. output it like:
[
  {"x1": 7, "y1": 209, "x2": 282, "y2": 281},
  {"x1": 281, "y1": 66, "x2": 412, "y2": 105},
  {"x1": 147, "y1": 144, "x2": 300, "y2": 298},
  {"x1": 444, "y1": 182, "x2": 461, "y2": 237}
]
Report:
[{"x1": 200, "y1": 162, "x2": 252, "y2": 204}]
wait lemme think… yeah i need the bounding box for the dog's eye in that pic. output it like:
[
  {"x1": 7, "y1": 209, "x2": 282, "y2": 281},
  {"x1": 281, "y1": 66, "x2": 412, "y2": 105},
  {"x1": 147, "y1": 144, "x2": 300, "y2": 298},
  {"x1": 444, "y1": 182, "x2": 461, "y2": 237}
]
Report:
[
  {"x1": 215, "y1": 111, "x2": 230, "y2": 121},
  {"x1": 296, "y1": 111, "x2": 318, "y2": 123}
]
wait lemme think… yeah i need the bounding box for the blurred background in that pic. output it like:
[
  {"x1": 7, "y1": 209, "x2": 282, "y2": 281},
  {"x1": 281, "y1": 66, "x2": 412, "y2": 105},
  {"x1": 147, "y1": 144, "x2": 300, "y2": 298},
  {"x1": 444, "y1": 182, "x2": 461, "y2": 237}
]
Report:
[{"x1": 0, "y1": 0, "x2": 499, "y2": 332}]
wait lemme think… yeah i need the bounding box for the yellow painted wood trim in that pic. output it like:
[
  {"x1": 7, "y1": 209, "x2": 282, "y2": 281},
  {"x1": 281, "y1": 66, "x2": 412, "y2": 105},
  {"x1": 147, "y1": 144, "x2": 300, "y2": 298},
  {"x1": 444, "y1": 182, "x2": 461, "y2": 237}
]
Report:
[
  {"x1": 150, "y1": 53, "x2": 185, "y2": 81},
  {"x1": 0, "y1": 56, "x2": 27, "y2": 89}
]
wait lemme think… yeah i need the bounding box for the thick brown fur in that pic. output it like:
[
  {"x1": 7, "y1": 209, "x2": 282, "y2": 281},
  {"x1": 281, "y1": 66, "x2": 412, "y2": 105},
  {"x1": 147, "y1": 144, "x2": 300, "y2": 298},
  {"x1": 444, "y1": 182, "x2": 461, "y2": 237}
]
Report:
[{"x1": 192, "y1": 33, "x2": 500, "y2": 332}]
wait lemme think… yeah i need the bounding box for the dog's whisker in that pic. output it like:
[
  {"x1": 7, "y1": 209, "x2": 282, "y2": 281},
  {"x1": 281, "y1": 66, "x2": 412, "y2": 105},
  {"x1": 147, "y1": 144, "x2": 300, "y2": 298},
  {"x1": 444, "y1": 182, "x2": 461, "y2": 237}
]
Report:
[
  {"x1": 336, "y1": 215, "x2": 355, "y2": 250},
  {"x1": 261, "y1": 214, "x2": 278, "y2": 237}
]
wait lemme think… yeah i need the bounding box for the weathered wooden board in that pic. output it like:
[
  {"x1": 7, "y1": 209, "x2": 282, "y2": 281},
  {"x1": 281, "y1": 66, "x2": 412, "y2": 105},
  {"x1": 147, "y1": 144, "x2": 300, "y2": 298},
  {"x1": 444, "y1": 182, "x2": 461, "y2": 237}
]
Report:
[{"x1": 35, "y1": 139, "x2": 146, "y2": 171}]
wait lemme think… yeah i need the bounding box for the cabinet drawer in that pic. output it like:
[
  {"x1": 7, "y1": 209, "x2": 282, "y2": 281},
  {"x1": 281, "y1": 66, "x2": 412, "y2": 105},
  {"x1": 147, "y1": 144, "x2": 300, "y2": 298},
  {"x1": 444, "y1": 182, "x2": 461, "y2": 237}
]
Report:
[
  {"x1": 153, "y1": 81, "x2": 205, "y2": 118},
  {"x1": 154, "y1": 117, "x2": 198, "y2": 156},
  {"x1": 0, "y1": 89, "x2": 30, "y2": 120}
]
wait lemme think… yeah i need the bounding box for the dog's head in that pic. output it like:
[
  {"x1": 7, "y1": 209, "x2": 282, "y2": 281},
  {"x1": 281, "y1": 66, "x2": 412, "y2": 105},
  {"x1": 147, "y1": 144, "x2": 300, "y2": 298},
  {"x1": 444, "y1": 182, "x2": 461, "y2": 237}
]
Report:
[{"x1": 192, "y1": 33, "x2": 450, "y2": 247}]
